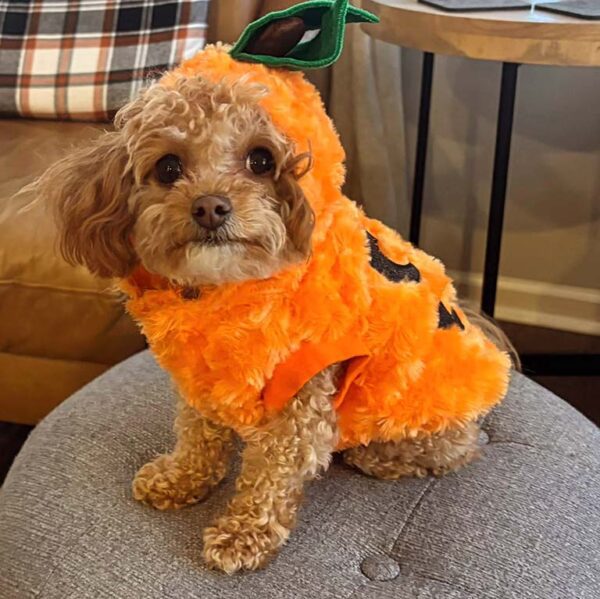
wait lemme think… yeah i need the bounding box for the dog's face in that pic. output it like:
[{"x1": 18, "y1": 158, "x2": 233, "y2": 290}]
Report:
[{"x1": 39, "y1": 75, "x2": 314, "y2": 285}]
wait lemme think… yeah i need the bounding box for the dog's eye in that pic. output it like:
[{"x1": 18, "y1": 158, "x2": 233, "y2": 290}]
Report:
[
  {"x1": 155, "y1": 154, "x2": 183, "y2": 184},
  {"x1": 246, "y1": 147, "x2": 275, "y2": 176}
]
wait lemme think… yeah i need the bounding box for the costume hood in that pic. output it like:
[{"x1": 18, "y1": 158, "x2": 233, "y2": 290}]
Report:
[{"x1": 162, "y1": 45, "x2": 345, "y2": 228}]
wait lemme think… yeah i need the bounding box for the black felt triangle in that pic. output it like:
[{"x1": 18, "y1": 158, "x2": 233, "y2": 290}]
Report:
[{"x1": 366, "y1": 232, "x2": 421, "y2": 284}]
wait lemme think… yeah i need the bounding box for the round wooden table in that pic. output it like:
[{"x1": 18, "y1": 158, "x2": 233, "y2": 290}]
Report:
[
  {"x1": 361, "y1": 0, "x2": 600, "y2": 375},
  {"x1": 361, "y1": 0, "x2": 600, "y2": 67}
]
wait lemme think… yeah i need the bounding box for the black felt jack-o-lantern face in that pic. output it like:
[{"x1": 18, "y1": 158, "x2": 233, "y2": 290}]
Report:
[
  {"x1": 438, "y1": 302, "x2": 465, "y2": 330},
  {"x1": 366, "y1": 232, "x2": 464, "y2": 331},
  {"x1": 366, "y1": 232, "x2": 420, "y2": 284}
]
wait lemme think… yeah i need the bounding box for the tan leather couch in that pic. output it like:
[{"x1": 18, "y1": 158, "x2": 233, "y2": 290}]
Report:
[{"x1": 0, "y1": 0, "x2": 278, "y2": 424}]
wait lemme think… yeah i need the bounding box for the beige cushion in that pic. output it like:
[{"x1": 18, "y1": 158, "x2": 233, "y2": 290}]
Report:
[{"x1": 0, "y1": 119, "x2": 145, "y2": 423}]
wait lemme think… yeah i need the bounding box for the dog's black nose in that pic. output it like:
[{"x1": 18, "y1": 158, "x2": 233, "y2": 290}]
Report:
[{"x1": 192, "y1": 195, "x2": 232, "y2": 230}]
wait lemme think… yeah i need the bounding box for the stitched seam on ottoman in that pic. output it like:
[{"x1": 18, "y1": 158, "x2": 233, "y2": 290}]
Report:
[
  {"x1": 391, "y1": 478, "x2": 437, "y2": 556},
  {"x1": 488, "y1": 439, "x2": 538, "y2": 449},
  {"x1": 34, "y1": 518, "x2": 101, "y2": 599},
  {"x1": 388, "y1": 473, "x2": 517, "y2": 598},
  {"x1": 344, "y1": 571, "x2": 471, "y2": 598},
  {"x1": 341, "y1": 480, "x2": 438, "y2": 599},
  {"x1": 388, "y1": 480, "x2": 488, "y2": 597}
]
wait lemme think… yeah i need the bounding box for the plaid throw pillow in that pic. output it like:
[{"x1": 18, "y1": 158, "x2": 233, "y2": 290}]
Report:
[{"x1": 0, "y1": 0, "x2": 209, "y2": 121}]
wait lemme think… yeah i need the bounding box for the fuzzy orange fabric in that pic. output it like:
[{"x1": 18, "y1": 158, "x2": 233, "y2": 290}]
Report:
[{"x1": 122, "y1": 46, "x2": 510, "y2": 450}]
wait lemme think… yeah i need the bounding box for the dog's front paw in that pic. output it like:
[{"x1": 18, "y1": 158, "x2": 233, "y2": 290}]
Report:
[
  {"x1": 203, "y1": 515, "x2": 288, "y2": 574},
  {"x1": 132, "y1": 455, "x2": 214, "y2": 510}
]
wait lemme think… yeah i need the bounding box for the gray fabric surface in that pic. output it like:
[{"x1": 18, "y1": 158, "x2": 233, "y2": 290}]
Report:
[{"x1": 1, "y1": 351, "x2": 598, "y2": 599}]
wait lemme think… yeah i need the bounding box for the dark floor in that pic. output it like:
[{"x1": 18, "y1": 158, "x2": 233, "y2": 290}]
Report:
[
  {"x1": 500, "y1": 321, "x2": 600, "y2": 425},
  {"x1": 0, "y1": 422, "x2": 33, "y2": 483},
  {"x1": 1, "y1": 322, "x2": 598, "y2": 484}
]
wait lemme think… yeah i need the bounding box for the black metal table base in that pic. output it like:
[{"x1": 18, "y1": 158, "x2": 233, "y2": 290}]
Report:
[
  {"x1": 409, "y1": 52, "x2": 597, "y2": 377},
  {"x1": 481, "y1": 62, "x2": 519, "y2": 318},
  {"x1": 409, "y1": 51, "x2": 434, "y2": 247}
]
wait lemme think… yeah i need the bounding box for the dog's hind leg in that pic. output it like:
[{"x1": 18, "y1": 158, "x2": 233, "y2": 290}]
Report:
[
  {"x1": 342, "y1": 421, "x2": 481, "y2": 480},
  {"x1": 132, "y1": 398, "x2": 235, "y2": 510}
]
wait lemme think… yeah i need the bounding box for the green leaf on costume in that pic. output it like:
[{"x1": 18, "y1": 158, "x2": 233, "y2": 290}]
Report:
[{"x1": 230, "y1": 0, "x2": 379, "y2": 70}]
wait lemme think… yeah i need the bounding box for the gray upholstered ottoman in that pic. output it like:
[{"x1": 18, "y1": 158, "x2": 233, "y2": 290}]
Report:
[{"x1": 1, "y1": 352, "x2": 598, "y2": 599}]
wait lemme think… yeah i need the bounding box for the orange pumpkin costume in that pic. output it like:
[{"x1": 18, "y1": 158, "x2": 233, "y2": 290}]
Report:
[{"x1": 121, "y1": 46, "x2": 510, "y2": 450}]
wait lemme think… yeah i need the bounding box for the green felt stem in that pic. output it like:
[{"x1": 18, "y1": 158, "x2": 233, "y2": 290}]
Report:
[{"x1": 230, "y1": 0, "x2": 379, "y2": 70}]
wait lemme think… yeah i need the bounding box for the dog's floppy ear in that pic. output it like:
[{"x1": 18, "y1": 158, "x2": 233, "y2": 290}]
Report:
[
  {"x1": 36, "y1": 132, "x2": 137, "y2": 278},
  {"x1": 277, "y1": 154, "x2": 315, "y2": 258}
]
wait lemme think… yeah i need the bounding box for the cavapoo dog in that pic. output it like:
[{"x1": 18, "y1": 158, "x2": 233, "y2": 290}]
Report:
[{"x1": 35, "y1": 40, "x2": 512, "y2": 573}]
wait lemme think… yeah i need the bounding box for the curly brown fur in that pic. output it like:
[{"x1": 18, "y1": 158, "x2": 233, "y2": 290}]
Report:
[
  {"x1": 133, "y1": 365, "x2": 340, "y2": 573},
  {"x1": 37, "y1": 72, "x2": 516, "y2": 574},
  {"x1": 133, "y1": 399, "x2": 235, "y2": 510},
  {"x1": 343, "y1": 421, "x2": 482, "y2": 480},
  {"x1": 132, "y1": 363, "x2": 484, "y2": 574},
  {"x1": 34, "y1": 75, "x2": 314, "y2": 285},
  {"x1": 202, "y1": 364, "x2": 340, "y2": 573}
]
